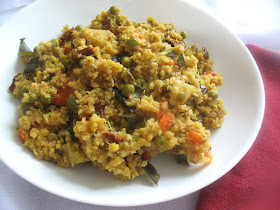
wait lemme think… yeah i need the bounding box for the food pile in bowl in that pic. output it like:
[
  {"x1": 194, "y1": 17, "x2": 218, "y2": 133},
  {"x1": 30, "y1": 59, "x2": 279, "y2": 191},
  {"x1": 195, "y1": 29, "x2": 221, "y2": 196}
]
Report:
[{"x1": 9, "y1": 6, "x2": 226, "y2": 184}]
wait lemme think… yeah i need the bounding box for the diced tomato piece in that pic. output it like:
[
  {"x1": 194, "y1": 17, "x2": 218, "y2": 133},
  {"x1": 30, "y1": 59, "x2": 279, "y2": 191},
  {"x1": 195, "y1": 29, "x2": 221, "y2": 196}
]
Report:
[
  {"x1": 63, "y1": 47, "x2": 72, "y2": 55},
  {"x1": 18, "y1": 130, "x2": 26, "y2": 143},
  {"x1": 53, "y1": 85, "x2": 73, "y2": 106},
  {"x1": 142, "y1": 153, "x2": 151, "y2": 162}
]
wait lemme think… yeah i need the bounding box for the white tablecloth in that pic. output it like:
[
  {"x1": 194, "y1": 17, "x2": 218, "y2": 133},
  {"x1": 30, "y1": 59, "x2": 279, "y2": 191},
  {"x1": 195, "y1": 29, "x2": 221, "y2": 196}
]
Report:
[{"x1": 0, "y1": 0, "x2": 279, "y2": 209}]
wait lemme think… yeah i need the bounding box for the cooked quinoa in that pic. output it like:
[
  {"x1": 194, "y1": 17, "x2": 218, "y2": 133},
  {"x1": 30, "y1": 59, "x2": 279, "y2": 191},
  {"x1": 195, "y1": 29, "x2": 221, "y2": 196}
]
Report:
[{"x1": 9, "y1": 6, "x2": 226, "y2": 183}]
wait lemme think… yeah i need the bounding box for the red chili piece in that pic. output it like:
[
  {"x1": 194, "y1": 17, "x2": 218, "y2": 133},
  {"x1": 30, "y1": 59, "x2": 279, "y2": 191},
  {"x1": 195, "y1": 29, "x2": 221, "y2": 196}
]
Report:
[
  {"x1": 9, "y1": 73, "x2": 22, "y2": 92},
  {"x1": 103, "y1": 132, "x2": 123, "y2": 143},
  {"x1": 205, "y1": 71, "x2": 217, "y2": 76},
  {"x1": 78, "y1": 47, "x2": 93, "y2": 56},
  {"x1": 62, "y1": 28, "x2": 74, "y2": 41},
  {"x1": 94, "y1": 96, "x2": 104, "y2": 115},
  {"x1": 53, "y1": 84, "x2": 73, "y2": 106}
]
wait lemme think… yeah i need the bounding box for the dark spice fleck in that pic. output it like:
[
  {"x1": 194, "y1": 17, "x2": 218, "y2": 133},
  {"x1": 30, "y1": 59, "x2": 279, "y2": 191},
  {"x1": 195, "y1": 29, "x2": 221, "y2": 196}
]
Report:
[
  {"x1": 199, "y1": 85, "x2": 208, "y2": 95},
  {"x1": 94, "y1": 96, "x2": 104, "y2": 115},
  {"x1": 202, "y1": 47, "x2": 209, "y2": 59},
  {"x1": 45, "y1": 73, "x2": 55, "y2": 82},
  {"x1": 55, "y1": 149, "x2": 63, "y2": 155},
  {"x1": 62, "y1": 28, "x2": 74, "y2": 42},
  {"x1": 175, "y1": 155, "x2": 189, "y2": 165},
  {"x1": 165, "y1": 39, "x2": 175, "y2": 47}
]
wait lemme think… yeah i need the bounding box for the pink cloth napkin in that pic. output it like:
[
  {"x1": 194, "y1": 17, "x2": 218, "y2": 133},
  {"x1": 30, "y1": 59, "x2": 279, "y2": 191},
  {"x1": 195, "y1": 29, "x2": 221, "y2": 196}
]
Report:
[{"x1": 196, "y1": 44, "x2": 280, "y2": 210}]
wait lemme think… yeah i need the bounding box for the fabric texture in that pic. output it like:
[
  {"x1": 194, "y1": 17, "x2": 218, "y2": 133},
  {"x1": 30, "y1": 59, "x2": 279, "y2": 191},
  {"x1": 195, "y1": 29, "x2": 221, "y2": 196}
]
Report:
[{"x1": 196, "y1": 44, "x2": 280, "y2": 210}]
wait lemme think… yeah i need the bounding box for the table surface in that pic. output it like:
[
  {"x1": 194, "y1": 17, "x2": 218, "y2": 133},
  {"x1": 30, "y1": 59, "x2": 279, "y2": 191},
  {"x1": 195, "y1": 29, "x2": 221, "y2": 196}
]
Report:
[{"x1": 0, "y1": 0, "x2": 279, "y2": 209}]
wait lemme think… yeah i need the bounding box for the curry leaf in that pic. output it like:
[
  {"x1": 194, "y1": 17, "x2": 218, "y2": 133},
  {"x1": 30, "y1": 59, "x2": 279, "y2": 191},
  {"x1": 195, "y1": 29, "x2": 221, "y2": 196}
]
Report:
[
  {"x1": 143, "y1": 162, "x2": 160, "y2": 186},
  {"x1": 178, "y1": 53, "x2": 185, "y2": 68}
]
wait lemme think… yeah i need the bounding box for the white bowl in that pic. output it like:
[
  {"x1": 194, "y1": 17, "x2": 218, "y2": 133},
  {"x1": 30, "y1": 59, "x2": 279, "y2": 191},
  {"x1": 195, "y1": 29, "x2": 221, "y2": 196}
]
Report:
[{"x1": 0, "y1": 0, "x2": 265, "y2": 206}]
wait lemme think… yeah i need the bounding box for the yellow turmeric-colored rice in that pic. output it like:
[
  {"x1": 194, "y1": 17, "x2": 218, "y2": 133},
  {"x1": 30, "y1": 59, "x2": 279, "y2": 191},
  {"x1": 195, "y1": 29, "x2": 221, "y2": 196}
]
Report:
[{"x1": 9, "y1": 6, "x2": 226, "y2": 183}]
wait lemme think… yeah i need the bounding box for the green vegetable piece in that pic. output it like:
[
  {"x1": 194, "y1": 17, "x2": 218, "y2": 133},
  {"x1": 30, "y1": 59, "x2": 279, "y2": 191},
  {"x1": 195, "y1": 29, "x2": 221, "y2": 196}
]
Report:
[
  {"x1": 20, "y1": 103, "x2": 30, "y2": 115},
  {"x1": 159, "y1": 47, "x2": 165, "y2": 52},
  {"x1": 126, "y1": 37, "x2": 138, "y2": 48},
  {"x1": 175, "y1": 154, "x2": 189, "y2": 165},
  {"x1": 111, "y1": 54, "x2": 121, "y2": 62},
  {"x1": 166, "y1": 51, "x2": 177, "y2": 58},
  {"x1": 62, "y1": 58, "x2": 70, "y2": 67},
  {"x1": 121, "y1": 84, "x2": 135, "y2": 97},
  {"x1": 119, "y1": 37, "x2": 126, "y2": 42},
  {"x1": 176, "y1": 91, "x2": 186, "y2": 101},
  {"x1": 199, "y1": 85, "x2": 208, "y2": 95},
  {"x1": 67, "y1": 94, "x2": 79, "y2": 113},
  {"x1": 20, "y1": 88, "x2": 29, "y2": 96},
  {"x1": 23, "y1": 57, "x2": 40, "y2": 75},
  {"x1": 134, "y1": 86, "x2": 144, "y2": 98},
  {"x1": 193, "y1": 98, "x2": 198, "y2": 109},
  {"x1": 135, "y1": 79, "x2": 146, "y2": 89},
  {"x1": 116, "y1": 16, "x2": 122, "y2": 25},
  {"x1": 132, "y1": 135, "x2": 137, "y2": 142},
  {"x1": 123, "y1": 116, "x2": 141, "y2": 130},
  {"x1": 178, "y1": 53, "x2": 185, "y2": 68},
  {"x1": 154, "y1": 136, "x2": 167, "y2": 149},
  {"x1": 143, "y1": 162, "x2": 160, "y2": 186},
  {"x1": 19, "y1": 38, "x2": 31, "y2": 54},
  {"x1": 75, "y1": 25, "x2": 83, "y2": 31},
  {"x1": 121, "y1": 118, "x2": 129, "y2": 128},
  {"x1": 19, "y1": 38, "x2": 36, "y2": 56},
  {"x1": 208, "y1": 90, "x2": 218, "y2": 100},
  {"x1": 68, "y1": 120, "x2": 79, "y2": 142},
  {"x1": 121, "y1": 56, "x2": 132, "y2": 68},
  {"x1": 123, "y1": 67, "x2": 135, "y2": 81},
  {"x1": 109, "y1": 6, "x2": 118, "y2": 15},
  {"x1": 112, "y1": 87, "x2": 136, "y2": 113},
  {"x1": 20, "y1": 51, "x2": 36, "y2": 56},
  {"x1": 41, "y1": 95, "x2": 52, "y2": 104},
  {"x1": 84, "y1": 161, "x2": 93, "y2": 166},
  {"x1": 26, "y1": 92, "x2": 38, "y2": 104},
  {"x1": 33, "y1": 46, "x2": 38, "y2": 53},
  {"x1": 180, "y1": 31, "x2": 187, "y2": 39},
  {"x1": 51, "y1": 39, "x2": 59, "y2": 47}
]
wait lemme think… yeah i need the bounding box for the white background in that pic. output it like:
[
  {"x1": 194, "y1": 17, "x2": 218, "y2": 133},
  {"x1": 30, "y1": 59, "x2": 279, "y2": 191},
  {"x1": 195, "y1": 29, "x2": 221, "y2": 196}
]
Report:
[{"x1": 0, "y1": 0, "x2": 279, "y2": 209}]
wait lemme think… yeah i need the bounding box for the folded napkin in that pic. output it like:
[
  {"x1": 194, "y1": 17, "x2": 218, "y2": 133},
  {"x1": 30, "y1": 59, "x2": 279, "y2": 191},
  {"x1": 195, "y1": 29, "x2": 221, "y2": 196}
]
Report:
[{"x1": 196, "y1": 44, "x2": 280, "y2": 210}]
